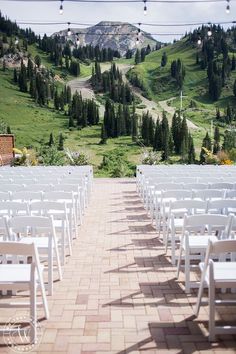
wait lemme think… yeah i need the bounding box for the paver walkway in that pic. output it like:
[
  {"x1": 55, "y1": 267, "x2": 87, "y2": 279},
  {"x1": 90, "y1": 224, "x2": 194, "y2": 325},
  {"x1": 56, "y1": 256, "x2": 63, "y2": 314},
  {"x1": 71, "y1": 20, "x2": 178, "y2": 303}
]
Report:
[{"x1": 0, "y1": 178, "x2": 236, "y2": 354}]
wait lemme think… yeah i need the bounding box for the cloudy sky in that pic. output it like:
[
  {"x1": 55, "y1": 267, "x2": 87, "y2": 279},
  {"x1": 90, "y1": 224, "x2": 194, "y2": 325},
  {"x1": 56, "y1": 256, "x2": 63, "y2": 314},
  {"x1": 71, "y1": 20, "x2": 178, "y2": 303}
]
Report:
[{"x1": 0, "y1": 0, "x2": 235, "y2": 42}]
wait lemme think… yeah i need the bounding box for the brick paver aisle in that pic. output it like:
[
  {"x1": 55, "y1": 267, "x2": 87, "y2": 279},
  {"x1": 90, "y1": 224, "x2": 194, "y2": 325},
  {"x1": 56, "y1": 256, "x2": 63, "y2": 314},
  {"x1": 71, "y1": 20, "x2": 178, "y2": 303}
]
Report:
[{"x1": 1, "y1": 178, "x2": 236, "y2": 354}]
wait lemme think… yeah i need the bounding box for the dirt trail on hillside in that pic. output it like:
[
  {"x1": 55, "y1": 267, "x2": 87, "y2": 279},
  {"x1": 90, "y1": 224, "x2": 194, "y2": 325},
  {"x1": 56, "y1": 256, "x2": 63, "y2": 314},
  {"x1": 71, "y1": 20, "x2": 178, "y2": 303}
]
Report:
[{"x1": 68, "y1": 63, "x2": 198, "y2": 130}]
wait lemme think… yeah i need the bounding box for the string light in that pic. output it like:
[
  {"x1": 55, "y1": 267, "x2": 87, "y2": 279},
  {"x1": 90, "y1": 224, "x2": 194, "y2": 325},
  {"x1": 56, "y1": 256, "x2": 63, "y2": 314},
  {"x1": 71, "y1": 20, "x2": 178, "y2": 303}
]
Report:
[
  {"x1": 226, "y1": 0, "x2": 230, "y2": 12},
  {"x1": 138, "y1": 23, "x2": 142, "y2": 36},
  {"x1": 59, "y1": 0, "x2": 64, "y2": 14},
  {"x1": 15, "y1": 37, "x2": 19, "y2": 45},
  {"x1": 67, "y1": 22, "x2": 71, "y2": 36},
  {"x1": 76, "y1": 33, "x2": 80, "y2": 45},
  {"x1": 207, "y1": 23, "x2": 212, "y2": 36},
  {"x1": 143, "y1": 0, "x2": 147, "y2": 15},
  {"x1": 197, "y1": 36, "x2": 202, "y2": 45}
]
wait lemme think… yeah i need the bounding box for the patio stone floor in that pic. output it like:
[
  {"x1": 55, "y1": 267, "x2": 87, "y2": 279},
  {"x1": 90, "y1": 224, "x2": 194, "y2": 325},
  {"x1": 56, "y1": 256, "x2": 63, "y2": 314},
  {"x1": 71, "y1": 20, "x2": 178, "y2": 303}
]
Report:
[{"x1": 0, "y1": 178, "x2": 236, "y2": 353}]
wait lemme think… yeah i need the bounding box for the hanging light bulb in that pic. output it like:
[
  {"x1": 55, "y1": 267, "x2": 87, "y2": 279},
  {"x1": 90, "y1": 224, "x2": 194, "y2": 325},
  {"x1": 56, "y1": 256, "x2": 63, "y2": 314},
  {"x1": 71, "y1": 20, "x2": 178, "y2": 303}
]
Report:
[
  {"x1": 226, "y1": 0, "x2": 230, "y2": 13},
  {"x1": 197, "y1": 37, "x2": 202, "y2": 45},
  {"x1": 59, "y1": 0, "x2": 64, "y2": 15},
  {"x1": 67, "y1": 22, "x2": 71, "y2": 36},
  {"x1": 15, "y1": 37, "x2": 19, "y2": 45},
  {"x1": 76, "y1": 34, "x2": 80, "y2": 46},
  {"x1": 207, "y1": 28, "x2": 212, "y2": 37},
  {"x1": 136, "y1": 36, "x2": 140, "y2": 45},
  {"x1": 143, "y1": 0, "x2": 147, "y2": 15},
  {"x1": 138, "y1": 28, "x2": 141, "y2": 37}
]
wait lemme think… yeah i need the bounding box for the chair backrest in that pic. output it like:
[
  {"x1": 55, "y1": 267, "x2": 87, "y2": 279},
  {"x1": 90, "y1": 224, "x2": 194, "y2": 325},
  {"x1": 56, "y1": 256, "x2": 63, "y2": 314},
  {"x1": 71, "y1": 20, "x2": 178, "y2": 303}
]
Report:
[
  {"x1": 30, "y1": 201, "x2": 67, "y2": 220},
  {"x1": 193, "y1": 189, "x2": 225, "y2": 200},
  {"x1": 0, "y1": 192, "x2": 10, "y2": 201},
  {"x1": 8, "y1": 215, "x2": 54, "y2": 239},
  {"x1": 184, "y1": 183, "x2": 208, "y2": 190},
  {"x1": 226, "y1": 190, "x2": 236, "y2": 199},
  {"x1": 155, "y1": 183, "x2": 184, "y2": 191},
  {"x1": 208, "y1": 239, "x2": 236, "y2": 255},
  {"x1": 161, "y1": 190, "x2": 192, "y2": 201},
  {"x1": 207, "y1": 199, "x2": 236, "y2": 215},
  {"x1": 53, "y1": 184, "x2": 80, "y2": 193},
  {"x1": 0, "y1": 184, "x2": 24, "y2": 192},
  {"x1": 169, "y1": 199, "x2": 208, "y2": 217},
  {"x1": 209, "y1": 182, "x2": 235, "y2": 190},
  {"x1": 0, "y1": 201, "x2": 29, "y2": 217},
  {"x1": 11, "y1": 191, "x2": 43, "y2": 202},
  {"x1": 24, "y1": 184, "x2": 53, "y2": 192},
  {"x1": 183, "y1": 213, "x2": 233, "y2": 236}
]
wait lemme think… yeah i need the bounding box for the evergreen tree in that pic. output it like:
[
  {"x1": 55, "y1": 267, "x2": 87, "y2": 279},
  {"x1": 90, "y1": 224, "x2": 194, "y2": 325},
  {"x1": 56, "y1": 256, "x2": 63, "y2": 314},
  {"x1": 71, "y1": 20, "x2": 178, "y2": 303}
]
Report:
[
  {"x1": 100, "y1": 123, "x2": 107, "y2": 144},
  {"x1": 209, "y1": 74, "x2": 222, "y2": 101},
  {"x1": 13, "y1": 68, "x2": 18, "y2": 83},
  {"x1": 180, "y1": 117, "x2": 189, "y2": 161},
  {"x1": 48, "y1": 132, "x2": 54, "y2": 146},
  {"x1": 131, "y1": 103, "x2": 138, "y2": 141},
  {"x1": 34, "y1": 55, "x2": 41, "y2": 68},
  {"x1": 232, "y1": 55, "x2": 236, "y2": 71},
  {"x1": 58, "y1": 133, "x2": 64, "y2": 151},
  {"x1": 171, "y1": 112, "x2": 182, "y2": 154},
  {"x1": 161, "y1": 112, "x2": 170, "y2": 161},
  {"x1": 153, "y1": 118, "x2": 162, "y2": 151},
  {"x1": 200, "y1": 132, "x2": 212, "y2": 163},
  {"x1": 18, "y1": 60, "x2": 27, "y2": 92},
  {"x1": 135, "y1": 49, "x2": 141, "y2": 65},
  {"x1": 68, "y1": 115, "x2": 74, "y2": 128},
  {"x1": 7, "y1": 126, "x2": 11, "y2": 134},
  {"x1": 161, "y1": 52, "x2": 168, "y2": 67},
  {"x1": 54, "y1": 89, "x2": 60, "y2": 110},
  {"x1": 188, "y1": 134, "x2": 195, "y2": 164},
  {"x1": 213, "y1": 125, "x2": 220, "y2": 154},
  {"x1": 234, "y1": 79, "x2": 236, "y2": 97}
]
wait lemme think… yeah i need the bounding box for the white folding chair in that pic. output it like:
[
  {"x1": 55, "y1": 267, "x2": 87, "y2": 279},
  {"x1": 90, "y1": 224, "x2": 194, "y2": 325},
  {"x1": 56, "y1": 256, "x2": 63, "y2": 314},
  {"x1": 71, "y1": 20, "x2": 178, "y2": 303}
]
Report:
[
  {"x1": 0, "y1": 216, "x2": 9, "y2": 241},
  {"x1": 30, "y1": 201, "x2": 72, "y2": 266},
  {"x1": 8, "y1": 216, "x2": 62, "y2": 296},
  {"x1": 209, "y1": 183, "x2": 234, "y2": 190},
  {"x1": 0, "y1": 241, "x2": 49, "y2": 344},
  {"x1": 176, "y1": 213, "x2": 233, "y2": 293},
  {"x1": 0, "y1": 184, "x2": 24, "y2": 192},
  {"x1": 0, "y1": 192, "x2": 11, "y2": 201},
  {"x1": 11, "y1": 191, "x2": 43, "y2": 203},
  {"x1": 195, "y1": 239, "x2": 236, "y2": 341},
  {"x1": 24, "y1": 185, "x2": 53, "y2": 192},
  {"x1": 166, "y1": 200, "x2": 208, "y2": 265}
]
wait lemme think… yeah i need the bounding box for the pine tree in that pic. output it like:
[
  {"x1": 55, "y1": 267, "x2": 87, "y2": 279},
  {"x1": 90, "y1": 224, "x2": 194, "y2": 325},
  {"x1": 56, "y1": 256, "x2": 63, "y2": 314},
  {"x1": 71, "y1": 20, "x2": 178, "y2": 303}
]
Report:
[
  {"x1": 234, "y1": 79, "x2": 236, "y2": 97},
  {"x1": 200, "y1": 132, "x2": 212, "y2": 163},
  {"x1": 161, "y1": 112, "x2": 170, "y2": 161},
  {"x1": 180, "y1": 117, "x2": 189, "y2": 161},
  {"x1": 13, "y1": 68, "x2": 18, "y2": 83},
  {"x1": 153, "y1": 118, "x2": 162, "y2": 151},
  {"x1": 34, "y1": 55, "x2": 41, "y2": 68},
  {"x1": 161, "y1": 52, "x2": 167, "y2": 67},
  {"x1": 7, "y1": 126, "x2": 11, "y2": 134},
  {"x1": 54, "y1": 89, "x2": 60, "y2": 110},
  {"x1": 131, "y1": 103, "x2": 138, "y2": 141},
  {"x1": 213, "y1": 125, "x2": 220, "y2": 154},
  {"x1": 171, "y1": 112, "x2": 182, "y2": 154},
  {"x1": 135, "y1": 49, "x2": 141, "y2": 65},
  {"x1": 58, "y1": 133, "x2": 64, "y2": 151},
  {"x1": 188, "y1": 134, "x2": 195, "y2": 164},
  {"x1": 48, "y1": 132, "x2": 54, "y2": 146},
  {"x1": 18, "y1": 60, "x2": 28, "y2": 92},
  {"x1": 100, "y1": 123, "x2": 107, "y2": 144},
  {"x1": 68, "y1": 115, "x2": 74, "y2": 128},
  {"x1": 2, "y1": 59, "x2": 6, "y2": 71}
]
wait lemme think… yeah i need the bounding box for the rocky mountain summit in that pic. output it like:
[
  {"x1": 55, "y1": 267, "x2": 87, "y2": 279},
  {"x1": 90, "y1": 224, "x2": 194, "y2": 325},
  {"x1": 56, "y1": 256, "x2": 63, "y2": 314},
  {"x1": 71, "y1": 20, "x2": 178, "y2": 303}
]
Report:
[{"x1": 52, "y1": 21, "x2": 159, "y2": 56}]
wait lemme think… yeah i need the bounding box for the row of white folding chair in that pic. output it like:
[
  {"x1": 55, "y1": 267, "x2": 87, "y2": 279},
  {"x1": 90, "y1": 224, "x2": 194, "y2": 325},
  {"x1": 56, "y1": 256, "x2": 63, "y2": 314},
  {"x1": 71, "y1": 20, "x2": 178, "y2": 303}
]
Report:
[
  {"x1": 1, "y1": 181, "x2": 86, "y2": 212},
  {"x1": 0, "y1": 191, "x2": 79, "y2": 241},
  {"x1": 176, "y1": 213, "x2": 235, "y2": 293},
  {"x1": 153, "y1": 189, "x2": 227, "y2": 229},
  {"x1": 165, "y1": 198, "x2": 236, "y2": 266},
  {"x1": 0, "y1": 241, "x2": 49, "y2": 342},
  {"x1": 195, "y1": 239, "x2": 236, "y2": 341},
  {"x1": 0, "y1": 200, "x2": 72, "y2": 266}
]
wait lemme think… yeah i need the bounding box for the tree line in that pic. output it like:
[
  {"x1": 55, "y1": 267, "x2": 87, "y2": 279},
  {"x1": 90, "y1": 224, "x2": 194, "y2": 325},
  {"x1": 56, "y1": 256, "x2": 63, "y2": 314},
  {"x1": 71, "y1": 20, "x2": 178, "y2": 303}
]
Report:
[
  {"x1": 91, "y1": 62, "x2": 134, "y2": 104},
  {"x1": 140, "y1": 111, "x2": 195, "y2": 163}
]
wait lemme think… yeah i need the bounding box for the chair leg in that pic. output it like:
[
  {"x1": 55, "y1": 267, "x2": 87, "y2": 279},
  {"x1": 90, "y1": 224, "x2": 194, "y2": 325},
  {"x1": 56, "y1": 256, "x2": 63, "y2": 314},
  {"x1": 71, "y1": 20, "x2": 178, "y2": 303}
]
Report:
[
  {"x1": 195, "y1": 273, "x2": 205, "y2": 317},
  {"x1": 176, "y1": 237, "x2": 184, "y2": 278},
  {"x1": 53, "y1": 239, "x2": 62, "y2": 281},
  {"x1": 209, "y1": 280, "x2": 216, "y2": 341},
  {"x1": 185, "y1": 247, "x2": 190, "y2": 293},
  {"x1": 30, "y1": 273, "x2": 37, "y2": 344},
  {"x1": 171, "y1": 231, "x2": 176, "y2": 266}
]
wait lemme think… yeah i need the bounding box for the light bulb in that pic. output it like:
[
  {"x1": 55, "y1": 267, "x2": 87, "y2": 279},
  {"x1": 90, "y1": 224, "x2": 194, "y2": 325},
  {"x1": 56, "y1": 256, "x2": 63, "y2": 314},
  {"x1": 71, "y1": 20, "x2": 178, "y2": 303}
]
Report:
[
  {"x1": 144, "y1": 6, "x2": 147, "y2": 15},
  {"x1": 59, "y1": 5, "x2": 63, "y2": 15},
  {"x1": 138, "y1": 29, "x2": 141, "y2": 37},
  {"x1": 67, "y1": 22, "x2": 71, "y2": 36},
  {"x1": 76, "y1": 37, "x2": 80, "y2": 46},
  {"x1": 197, "y1": 38, "x2": 202, "y2": 45},
  {"x1": 226, "y1": 4, "x2": 230, "y2": 13},
  {"x1": 15, "y1": 38, "x2": 19, "y2": 45},
  {"x1": 136, "y1": 37, "x2": 139, "y2": 45},
  {"x1": 207, "y1": 30, "x2": 212, "y2": 37}
]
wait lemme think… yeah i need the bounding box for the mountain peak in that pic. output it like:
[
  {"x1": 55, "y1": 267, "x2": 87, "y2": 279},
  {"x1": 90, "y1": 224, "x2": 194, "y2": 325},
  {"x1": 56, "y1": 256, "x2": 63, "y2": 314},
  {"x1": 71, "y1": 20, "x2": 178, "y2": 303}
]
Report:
[{"x1": 52, "y1": 21, "x2": 160, "y2": 56}]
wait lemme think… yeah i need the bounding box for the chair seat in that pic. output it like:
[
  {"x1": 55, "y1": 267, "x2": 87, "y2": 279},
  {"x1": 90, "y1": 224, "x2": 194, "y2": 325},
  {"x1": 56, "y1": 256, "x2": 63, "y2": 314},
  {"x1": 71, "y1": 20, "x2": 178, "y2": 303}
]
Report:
[
  {"x1": 20, "y1": 237, "x2": 55, "y2": 249},
  {"x1": 200, "y1": 262, "x2": 236, "y2": 286},
  {"x1": 170, "y1": 218, "x2": 184, "y2": 229},
  {"x1": 0, "y1": 264, "x2": 43, "y2": 283},
  {"x1": 184, "y1": 235, "x2": 218, "y2": 250}
]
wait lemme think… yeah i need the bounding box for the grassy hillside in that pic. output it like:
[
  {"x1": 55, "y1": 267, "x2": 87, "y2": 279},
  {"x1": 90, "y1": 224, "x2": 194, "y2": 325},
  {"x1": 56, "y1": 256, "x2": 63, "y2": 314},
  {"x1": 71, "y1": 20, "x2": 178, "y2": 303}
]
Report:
[{"x1": 0, "y1": 68, "x2": 140, "y2": 175}]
